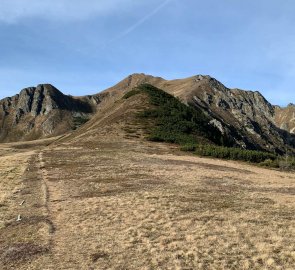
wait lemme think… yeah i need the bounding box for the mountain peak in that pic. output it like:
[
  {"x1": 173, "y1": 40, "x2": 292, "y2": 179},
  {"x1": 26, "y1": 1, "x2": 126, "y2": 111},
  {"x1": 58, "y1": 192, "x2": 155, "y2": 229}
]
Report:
[
  {"x1": 193, "y1": 74, "x2": 212, "y2": 81},
  {"x1": 0, "y1": 84, "x2": 96, "y2": 142}
]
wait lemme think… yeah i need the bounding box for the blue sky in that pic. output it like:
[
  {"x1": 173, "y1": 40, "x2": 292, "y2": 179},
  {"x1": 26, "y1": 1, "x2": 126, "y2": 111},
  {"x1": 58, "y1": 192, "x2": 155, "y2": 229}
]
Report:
[{"x1": 0, "y1": 0, "x2": 294, "y2": 105}]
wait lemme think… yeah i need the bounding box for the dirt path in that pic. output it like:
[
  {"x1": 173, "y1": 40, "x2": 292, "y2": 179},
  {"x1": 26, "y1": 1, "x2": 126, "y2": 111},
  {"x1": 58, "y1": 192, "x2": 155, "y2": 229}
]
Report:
[{"x1": 0, "y1": 148, "x2": 55, "y2": 269}]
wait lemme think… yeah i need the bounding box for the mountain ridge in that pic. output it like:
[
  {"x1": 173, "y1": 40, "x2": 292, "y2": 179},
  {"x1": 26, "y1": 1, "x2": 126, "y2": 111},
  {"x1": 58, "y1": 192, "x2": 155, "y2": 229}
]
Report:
[
  {"x1": 95, "y1": 73, "x2": 294, "y2": 153},
  {"x1": 0, "y1": 73, "x2": 294, "y2": 154}
]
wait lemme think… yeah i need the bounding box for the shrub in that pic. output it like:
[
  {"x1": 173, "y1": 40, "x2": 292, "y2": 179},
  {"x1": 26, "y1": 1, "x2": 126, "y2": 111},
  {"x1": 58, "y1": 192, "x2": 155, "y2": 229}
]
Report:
[
  {"x1": 123, "y1": 89, "x2": 141, "y2": 99},
  {"x1": 194, "y1": 144, "x2": 277, "y2": 163},
  {"x1": 259, "y1": 159, "x2": 279, "y2": 168},
  {"x1": 180, "y1": 143, "x2": 198, "y2": 152},
  {"x1": 277, "y1": 156, "x2": 295, "y2": 170},
  {"x1": 72, "y1": 116, "x2": 89, "y2": 130}
]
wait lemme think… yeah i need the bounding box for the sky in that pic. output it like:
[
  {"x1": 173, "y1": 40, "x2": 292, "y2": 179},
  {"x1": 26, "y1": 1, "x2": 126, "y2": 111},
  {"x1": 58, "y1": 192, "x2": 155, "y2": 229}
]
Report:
[{"x1": 0, "y1": 0, "x2": 294, "y2": 106}]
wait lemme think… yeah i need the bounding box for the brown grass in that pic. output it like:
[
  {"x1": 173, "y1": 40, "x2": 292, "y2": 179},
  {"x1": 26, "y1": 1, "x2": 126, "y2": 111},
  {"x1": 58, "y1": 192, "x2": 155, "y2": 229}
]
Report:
[{"x1": 0, "y1": 135, "x2": 295, "y2": 269}]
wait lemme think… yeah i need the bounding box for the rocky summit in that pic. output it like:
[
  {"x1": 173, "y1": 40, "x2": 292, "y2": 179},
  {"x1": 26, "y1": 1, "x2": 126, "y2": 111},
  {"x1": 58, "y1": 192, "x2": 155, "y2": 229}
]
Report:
[{"x1": 0, "y1": 84, "x2": 100, "y2": 142}]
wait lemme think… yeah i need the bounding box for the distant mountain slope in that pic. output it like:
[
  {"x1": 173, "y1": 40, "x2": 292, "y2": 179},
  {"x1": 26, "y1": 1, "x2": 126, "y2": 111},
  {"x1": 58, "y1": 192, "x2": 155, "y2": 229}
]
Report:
[
  {"x1": 0, "y1": 84, "x2": 100, "y2": 142},
  {"x1": 275, "y1": 104, "x2": 295, "y2": 134}
]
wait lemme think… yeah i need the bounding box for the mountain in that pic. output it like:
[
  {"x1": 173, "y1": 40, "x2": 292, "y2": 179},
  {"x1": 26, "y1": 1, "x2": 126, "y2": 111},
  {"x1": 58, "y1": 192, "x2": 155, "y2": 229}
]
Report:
[
  {"x1": 163, "y1": 75, "x2": 295, "y2": 154},
  {"x1": 0, "y1": 84, "x2": 100, "y2": 142},
  {"x1": 0, "y1": 74, "x2": 294, "y2": 154},
  {"x1": 96, "y1": 74, "x2": 295, "y2": 154}
]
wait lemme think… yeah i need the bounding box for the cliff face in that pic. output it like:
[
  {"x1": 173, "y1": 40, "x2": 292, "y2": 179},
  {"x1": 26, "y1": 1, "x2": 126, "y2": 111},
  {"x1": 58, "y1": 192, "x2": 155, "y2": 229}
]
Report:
[
  {"x1": 0, "y1": 84, "x2": 100, "y2": 142},
  {"x1": 165, "y1": 75, "x2": 288, "y2": 153},
  {"x1": 274, "y1": 104, "x2": 295, "y2": 134},
  {"x1": 163, "y1": 76, "x2": 295, "y2": 154}
]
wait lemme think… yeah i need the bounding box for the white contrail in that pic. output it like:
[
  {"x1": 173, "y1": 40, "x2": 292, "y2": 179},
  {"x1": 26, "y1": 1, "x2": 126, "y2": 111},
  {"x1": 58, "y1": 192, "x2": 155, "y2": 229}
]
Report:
[{"x1": 106, "y1": 0, "x2": 172, "y2": 45}]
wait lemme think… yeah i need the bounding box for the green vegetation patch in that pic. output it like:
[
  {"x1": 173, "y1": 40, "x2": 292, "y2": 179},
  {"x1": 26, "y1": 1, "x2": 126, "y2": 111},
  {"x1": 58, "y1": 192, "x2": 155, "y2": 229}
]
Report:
[
  {"x1": 123, "y1": 89, "x2": 141, "y2": 99},
  {"x1": 72, "y1": 116, "x2": 89, "y2": 130},
  {"x1": 193, "y1": 144, "x2": 277, "y2": 163},
  {"x1": 127, "y1": 84, "x2": 227, "y2": 146},
  {"x1": 260, "y1": 156, "x2": 295, "y2": 170},
  {"x1": 182, "y1": 144, "x2": 295, "y2": 168}
]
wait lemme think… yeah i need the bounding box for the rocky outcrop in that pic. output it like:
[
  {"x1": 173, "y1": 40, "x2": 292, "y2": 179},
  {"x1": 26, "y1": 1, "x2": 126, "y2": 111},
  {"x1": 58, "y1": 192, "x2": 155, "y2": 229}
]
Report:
[
  {"x1": 0, "y1": 84, "x2": 100, "y2": 142},
  {"x1": 160, "y1": 76, "x2": 295, "y2": 154},
  {"x1": 274, "y1": 104, "x2": 295, "y2": 135}
]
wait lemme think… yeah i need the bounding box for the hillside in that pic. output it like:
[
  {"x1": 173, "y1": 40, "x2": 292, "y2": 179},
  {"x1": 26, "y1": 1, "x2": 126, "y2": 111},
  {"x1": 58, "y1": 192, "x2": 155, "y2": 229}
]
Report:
[{"x1": 102, "y1": 74, "x2": 294, "y2": 154}]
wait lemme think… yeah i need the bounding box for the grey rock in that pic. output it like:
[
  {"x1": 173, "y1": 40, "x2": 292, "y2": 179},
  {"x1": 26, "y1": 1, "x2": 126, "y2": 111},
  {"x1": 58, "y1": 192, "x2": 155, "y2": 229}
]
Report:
[{"x1": 0, "y1": 84, "x2": 99, "y2": 142}]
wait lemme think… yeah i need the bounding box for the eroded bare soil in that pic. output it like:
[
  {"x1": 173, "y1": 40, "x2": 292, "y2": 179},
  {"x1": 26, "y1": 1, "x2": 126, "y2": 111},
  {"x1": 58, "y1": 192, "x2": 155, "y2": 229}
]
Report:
[{"x1": 0, "y1": 138, "x2": 295, "y2": 269}]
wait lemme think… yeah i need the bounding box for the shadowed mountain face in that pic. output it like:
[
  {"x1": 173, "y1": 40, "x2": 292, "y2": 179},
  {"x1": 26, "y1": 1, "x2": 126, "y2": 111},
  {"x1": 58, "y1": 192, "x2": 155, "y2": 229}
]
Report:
[
  {"x1": 0, "y1": 84, "x2": 101, "y2": 142},
  {"x1": 0, "y1": 74, "x2": 294, "y2": 154}
]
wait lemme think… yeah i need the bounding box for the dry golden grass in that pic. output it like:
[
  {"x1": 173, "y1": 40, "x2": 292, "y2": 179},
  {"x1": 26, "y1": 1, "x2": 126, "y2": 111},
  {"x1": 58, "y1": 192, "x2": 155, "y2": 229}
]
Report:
[
  {"x1": 0, "y1": 148, "x2": 32, "y2": 224},
  {"x1": 0, "y1": 135, "x2": 295, "y2": 269},
  {"x1": 0, "y1": 141, "x2": 55, "y2": 269}
]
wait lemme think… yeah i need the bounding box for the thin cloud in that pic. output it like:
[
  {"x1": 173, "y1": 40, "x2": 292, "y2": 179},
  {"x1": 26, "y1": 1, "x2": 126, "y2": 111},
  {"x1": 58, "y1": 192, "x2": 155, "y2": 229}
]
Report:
[
  {"x1": 106, "y1": 0, "x2": 172, "y2": 45},
  {"x1": 0, "y1": 0, "x2": 135, "y2": 23}
]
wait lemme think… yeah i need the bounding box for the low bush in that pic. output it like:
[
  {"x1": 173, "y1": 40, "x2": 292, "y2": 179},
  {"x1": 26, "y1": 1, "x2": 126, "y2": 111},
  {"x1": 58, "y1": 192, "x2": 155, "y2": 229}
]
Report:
[
  {"x1": 72, "y1": 116, "x2": 89, "y2": 130},
  {"x1": 194, "y1": 144, "x2": 277, "y2": 163},
  {"x1": 123, "y1": 89, "x2": 141, "y2": 99},
  {"x1": 277, "y1": 156, "x2": 295, "y2": 170},
  {"x1": 259, "y1": 156, "x2": 295, "y2": 170},
  {"x1": 180, "y1": 143, "x2": 197, "y2": 152}
]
